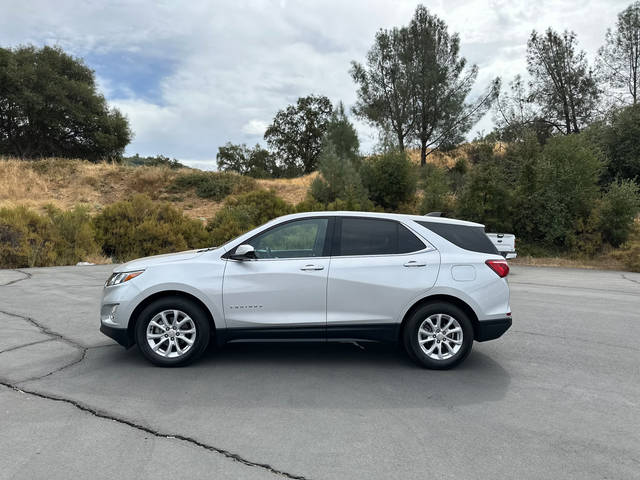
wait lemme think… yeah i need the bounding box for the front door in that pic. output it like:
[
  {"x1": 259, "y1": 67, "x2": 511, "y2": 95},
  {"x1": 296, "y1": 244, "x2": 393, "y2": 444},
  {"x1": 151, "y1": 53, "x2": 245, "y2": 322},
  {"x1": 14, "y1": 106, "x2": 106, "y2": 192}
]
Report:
[{"x1": 222, "y1": 217, "x2": 332, "y2": 338}]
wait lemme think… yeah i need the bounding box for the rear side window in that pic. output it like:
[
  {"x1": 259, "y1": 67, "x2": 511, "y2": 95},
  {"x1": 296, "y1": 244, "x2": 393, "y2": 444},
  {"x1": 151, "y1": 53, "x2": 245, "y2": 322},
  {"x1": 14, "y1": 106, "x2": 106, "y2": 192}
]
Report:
[
  {"x1": 416, "y1": 221, "x2": 498, "y2": 254},
  {"x1": 337, "y1": 218, "x2": 426, "y2": 256}
]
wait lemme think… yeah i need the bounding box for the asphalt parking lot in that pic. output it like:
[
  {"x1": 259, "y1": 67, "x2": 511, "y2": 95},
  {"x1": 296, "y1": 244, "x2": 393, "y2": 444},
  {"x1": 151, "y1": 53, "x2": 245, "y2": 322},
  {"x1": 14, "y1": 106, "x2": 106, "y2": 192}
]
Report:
[{"x1": 1, "y1": 265, "x2": 639, "y2": 480}]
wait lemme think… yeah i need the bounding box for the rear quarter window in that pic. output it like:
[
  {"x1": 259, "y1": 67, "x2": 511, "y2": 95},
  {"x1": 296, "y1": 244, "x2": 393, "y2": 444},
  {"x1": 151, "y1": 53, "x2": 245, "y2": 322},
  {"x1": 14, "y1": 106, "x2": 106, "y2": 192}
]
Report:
[{"x1": 416, "y1": 221, "x2": 498, "y2": 255}]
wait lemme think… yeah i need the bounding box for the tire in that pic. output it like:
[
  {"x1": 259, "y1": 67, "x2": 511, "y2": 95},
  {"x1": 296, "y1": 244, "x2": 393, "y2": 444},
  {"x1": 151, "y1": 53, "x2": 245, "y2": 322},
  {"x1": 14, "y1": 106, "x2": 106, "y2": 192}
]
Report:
[
  {"x1": 135, "y1": 296, "x2": 211, "y2": 367},
  {"x1": 403, "y1": 302, "x2": 474, "y2": 370}
]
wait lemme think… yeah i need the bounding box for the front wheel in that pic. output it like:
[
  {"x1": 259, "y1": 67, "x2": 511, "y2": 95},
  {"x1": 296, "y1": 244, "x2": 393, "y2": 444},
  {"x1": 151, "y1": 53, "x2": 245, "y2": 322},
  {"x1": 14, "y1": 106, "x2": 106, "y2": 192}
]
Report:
[
  {"x1": 403, "y1": 302, "x2": 474, "y2": 369},
  {"x1": 135, "y1": 296, "x2": 211, "y2": 367}
]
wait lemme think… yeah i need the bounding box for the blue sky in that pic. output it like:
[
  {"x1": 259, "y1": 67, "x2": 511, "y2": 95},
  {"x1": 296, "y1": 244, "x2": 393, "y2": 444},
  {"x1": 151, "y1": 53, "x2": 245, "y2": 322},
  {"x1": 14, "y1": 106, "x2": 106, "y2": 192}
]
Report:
[{"x1": 1, "y1": 0, "x2": 630, "y2": 169}]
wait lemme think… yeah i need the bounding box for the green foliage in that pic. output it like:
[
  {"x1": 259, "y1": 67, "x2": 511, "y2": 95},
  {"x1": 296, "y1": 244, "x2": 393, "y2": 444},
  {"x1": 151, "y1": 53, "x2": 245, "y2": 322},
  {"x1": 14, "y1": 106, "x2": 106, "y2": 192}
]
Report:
[
  {"x1": 360, "y1": 150, "x2": 417, "y2": 210},
  {"x1": 527, "y1": 29, "x2": 599, "y2": 134},
  {"x1": 207, "y1": 190, "x2": 293, "y2": 245},
  {"x1": 419, "y1": 164, "x2": 453, "y2": 215},
  {"x1": 456, "y1": 159, "x2": 513, "y2": 232},
  {"x1": 171, "y1": 171, "x2": 255, "y2": 200},
  {"x1": 0, "y1": 45, "x2": 131, "y2": 161},
  {"x1": 598, "y1": 179, "x2": 640, "y2": 247},
  {"x1": 124, "y1": 154, "x2": 184, "y2": 169},
  {"x1": 324, "y1": 102, "x2": 360, "y2": 165},
  {"x1": 93, "y1": 195, "x2": 209, "y2": 262},
  {"x1": 216, "y1": 143, "x2": 280, "y2": 178},
  {"x1": 264, "y1": 95, "x2": 333, "y2": 175},
  {"x1": 512, "y1": 134, "x2": 604, "y2": 249},
  {"x1": 0, "y1": 204, "x2": 99, "y2": 268},
  {"x1": 310, "y1": 142, "x2": 371, "y2": 210},
  {"x1": 586, "y1": 104, "x2": 640, "y2": 182},
  {"x1": 613, "y1": 223, "x2": 640, "y2": 271}
]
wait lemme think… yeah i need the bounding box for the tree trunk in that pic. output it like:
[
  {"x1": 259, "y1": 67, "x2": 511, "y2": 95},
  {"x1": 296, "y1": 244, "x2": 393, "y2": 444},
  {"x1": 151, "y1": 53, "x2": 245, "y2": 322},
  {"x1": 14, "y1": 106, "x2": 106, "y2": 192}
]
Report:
[{"x1": 420, "y1": 138, "x2": 427, "y2": 167}]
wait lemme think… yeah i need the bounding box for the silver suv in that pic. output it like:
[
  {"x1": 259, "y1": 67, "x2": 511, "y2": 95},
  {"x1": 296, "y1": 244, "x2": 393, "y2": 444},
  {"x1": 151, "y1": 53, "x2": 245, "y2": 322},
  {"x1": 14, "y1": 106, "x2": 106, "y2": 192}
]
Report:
[{"x1": 100, "y1": 211, "x2": 512, "y2": 369}]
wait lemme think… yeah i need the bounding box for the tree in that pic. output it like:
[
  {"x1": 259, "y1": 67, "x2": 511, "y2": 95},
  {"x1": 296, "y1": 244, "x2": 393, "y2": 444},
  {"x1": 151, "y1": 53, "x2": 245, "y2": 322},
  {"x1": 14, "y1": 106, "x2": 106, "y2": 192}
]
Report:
[
  {"x1": 407, "y1": 5, "x2": 498, "y2": 166},
  {"x1": 264, "y1": 95, "x2": 333, "y2": 176},
  {"x1": 216, "y1": 142, "x2": 279, "y2": 178},
  {"x1": 351, "y1": 27, "x2": 415, "y2": 150},
  {"x1": 360, "y1": 150, "x2": 417, "y2": 210},
  {"x1": 310, "y1": 141, "x2": 370, "y2": 209},
  {"x1": 323, "y1": 102, "x2": 360, "y2": 164},
  {"x1": 598, "y1": 2, "x2": 640, "y2": 105},
  {"x1": 0, "y1": 45, "x2": 131, "y2": 161},
  {"x1": 527, "y1": 29, "x2": 600, "y2": 134}
]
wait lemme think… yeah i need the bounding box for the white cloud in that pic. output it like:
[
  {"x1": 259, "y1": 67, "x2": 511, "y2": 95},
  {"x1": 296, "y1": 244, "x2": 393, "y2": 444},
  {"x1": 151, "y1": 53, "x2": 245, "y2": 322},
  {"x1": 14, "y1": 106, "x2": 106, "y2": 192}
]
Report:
[{"x1": 0, "y1": 0, "x2": 631, "y2": 168}]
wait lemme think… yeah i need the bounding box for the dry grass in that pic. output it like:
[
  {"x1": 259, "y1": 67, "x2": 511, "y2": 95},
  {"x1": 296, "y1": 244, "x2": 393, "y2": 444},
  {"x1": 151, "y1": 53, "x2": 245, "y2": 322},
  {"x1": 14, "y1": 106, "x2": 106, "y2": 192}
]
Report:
[
  {"x1": 511, "y1": 255, "x2": 626, "y2": 271},
  {"x1": 0, "y1": 157, "x2": 315, "y2": 219}
]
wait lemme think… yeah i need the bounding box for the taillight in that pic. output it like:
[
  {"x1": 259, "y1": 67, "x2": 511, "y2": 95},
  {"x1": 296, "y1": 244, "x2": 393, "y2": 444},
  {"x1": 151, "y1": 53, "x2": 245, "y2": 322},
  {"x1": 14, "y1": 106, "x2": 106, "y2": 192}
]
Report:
[{"x1": 486, "y1": 259, "x2": 509, "y2": 278}]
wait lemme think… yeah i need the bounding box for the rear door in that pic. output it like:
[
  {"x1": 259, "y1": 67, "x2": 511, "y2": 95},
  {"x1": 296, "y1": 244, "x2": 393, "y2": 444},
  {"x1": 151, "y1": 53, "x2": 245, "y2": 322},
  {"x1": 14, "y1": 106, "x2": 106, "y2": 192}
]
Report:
[{"x1": 326, "y1": 217, "x2": 440, "y2": 338}]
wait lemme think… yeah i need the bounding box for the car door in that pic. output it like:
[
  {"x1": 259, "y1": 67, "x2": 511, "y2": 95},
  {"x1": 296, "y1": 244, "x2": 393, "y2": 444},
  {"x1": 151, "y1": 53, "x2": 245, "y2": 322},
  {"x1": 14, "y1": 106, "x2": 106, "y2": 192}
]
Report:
[
  {"x1": 222, "y1": 217, "x2": 332, "y2": 338},
  {"x1": 326, "y1": 217, "x2": 440, "y2": 339}
]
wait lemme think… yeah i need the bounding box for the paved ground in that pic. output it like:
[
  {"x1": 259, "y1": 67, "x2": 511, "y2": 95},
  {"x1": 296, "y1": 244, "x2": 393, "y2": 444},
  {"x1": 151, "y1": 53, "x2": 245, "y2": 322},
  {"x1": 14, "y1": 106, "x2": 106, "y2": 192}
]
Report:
[{"x1": 1, "y1": 265, "x2": 639, "y2": 480}]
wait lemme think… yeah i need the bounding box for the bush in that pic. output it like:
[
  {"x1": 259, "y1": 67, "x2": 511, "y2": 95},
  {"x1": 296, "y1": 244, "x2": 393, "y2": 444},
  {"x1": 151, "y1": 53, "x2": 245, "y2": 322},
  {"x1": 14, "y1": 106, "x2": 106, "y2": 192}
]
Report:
[
  {"x1": 123, "y1": 154, "x2": 184, "y2": 169},
  {"x1": 93, "y1": 195, "x2": 210, "y2": 261},
  {"x1": 310, "y1": 141, "x2": 371, "y2": 210},
  {"x1": 0, "y1": 206, "x2": 58, "y2": 268},
  {"x1": 360, "y1": 150, "x2": 417, "y2": 210},
  {"x1": 598, "y1": 179, "x2": 640, "y2": 247},
  {"x1": 0, "y1": 204, "x2": 99, "y2": 268},
  {"x1": 419, "y1": 164, "x2": 453, "y2": 215},
  {"x1": 207, "y1": 190, "x2": 293, "y2": 245},
  {"x1": 171, "y1": 171, "x2": 255, "y2": 200},
  {"x1": 613, "y1": 223, "x2": 640, "y2": 272},
  {"x1": 44, "y1": 205, "x2": 100, "y2": 265}
]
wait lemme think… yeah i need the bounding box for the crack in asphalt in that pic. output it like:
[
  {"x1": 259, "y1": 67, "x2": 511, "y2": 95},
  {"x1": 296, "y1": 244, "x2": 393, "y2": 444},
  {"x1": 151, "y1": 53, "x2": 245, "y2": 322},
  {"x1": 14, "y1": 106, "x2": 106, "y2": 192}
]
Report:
[
  {"x1": 512, "y1": 329, "x2": 640, "y2": 352},
  {"x1": 0, "y1": 275, "x2": 311, "y2": 480},
  {"x1": 0, "y1": 338, "x2": 55, "y2": 355},
  {"x1": 0, "y1": 382, "x2": 309, "y2": 480},
  {"x1": 0, "y1": 269, "x2": 32, "y2": 286},
  {"x1": 621, "y1": 273, "x2": 640, "y2": 285}
]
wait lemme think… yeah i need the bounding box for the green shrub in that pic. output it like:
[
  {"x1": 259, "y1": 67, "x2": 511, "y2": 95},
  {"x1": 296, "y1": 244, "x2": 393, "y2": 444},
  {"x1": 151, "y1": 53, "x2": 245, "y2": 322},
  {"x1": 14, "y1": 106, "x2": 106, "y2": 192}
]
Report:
[
  {"x1": 360, "y1": 150, "x2": 417, "y2": 210},
  {"x1": 0, "y1": 204, "x2": 100, "y2": 268},
  {"x1": 171, "y1": 171, "x2": 255, "y2": 200},
  {"x1": 44, "y1": 205, "x2": 100, "y2": 265},
  {"x1": 419, "y1": 164, "x2": 453, "y2": 215},
  {"x1": 207, "y1": 190, "x2": 293, "y2": 245},
  {"x1": 93, "y1": 194, "x2": 210, "y2": 261},
  {"x1": 0, "y1": 206, "x2": 58, "y2": 268},
  {"x1": 310, "y1": 141, "x2": 371, "y2": 210},
  {"x1": 598, "y1": 179, "x2": 640, "y2": 247},
  {"x1": 613, "y1": 223, "x2": 640, "y2": 272},
  {"x1": 123, "y1": 154, "x2": 184, "y2": 169}
]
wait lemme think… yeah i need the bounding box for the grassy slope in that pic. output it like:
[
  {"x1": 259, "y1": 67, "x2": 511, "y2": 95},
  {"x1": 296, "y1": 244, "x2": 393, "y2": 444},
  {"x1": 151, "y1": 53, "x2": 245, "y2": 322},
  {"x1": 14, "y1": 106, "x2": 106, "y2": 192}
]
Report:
[{"x1": 0, "y1": 157, "x2": 317, "y2": 220}]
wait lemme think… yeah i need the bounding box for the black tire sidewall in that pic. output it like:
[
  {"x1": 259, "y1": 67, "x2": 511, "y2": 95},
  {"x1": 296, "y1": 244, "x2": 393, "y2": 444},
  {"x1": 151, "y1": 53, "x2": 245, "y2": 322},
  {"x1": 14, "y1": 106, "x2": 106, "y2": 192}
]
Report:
[
  {"x1": 403, "y1": 302, "x2": 473, "y2": 369},
  {"x1": 135, "y1": 296, "x2": 211, "y2": 367}
]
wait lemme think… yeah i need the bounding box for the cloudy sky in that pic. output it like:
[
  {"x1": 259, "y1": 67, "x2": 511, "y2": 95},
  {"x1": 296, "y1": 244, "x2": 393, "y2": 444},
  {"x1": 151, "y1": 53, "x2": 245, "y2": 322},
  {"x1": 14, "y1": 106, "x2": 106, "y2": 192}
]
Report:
[{"x1": 1, "y1": 0, "x2": 630, "y2": 169}]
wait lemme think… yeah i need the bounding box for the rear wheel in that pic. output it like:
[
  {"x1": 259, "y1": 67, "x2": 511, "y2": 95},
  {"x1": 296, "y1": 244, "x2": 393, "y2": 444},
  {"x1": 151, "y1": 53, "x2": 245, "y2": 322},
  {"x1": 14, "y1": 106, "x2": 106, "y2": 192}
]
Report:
[
  {"x1": 135, "y1": 296, "x2": 211, "y2": 367},
  {"x1": 403, "y1": 302, "x2": 473, "y2": 369}
]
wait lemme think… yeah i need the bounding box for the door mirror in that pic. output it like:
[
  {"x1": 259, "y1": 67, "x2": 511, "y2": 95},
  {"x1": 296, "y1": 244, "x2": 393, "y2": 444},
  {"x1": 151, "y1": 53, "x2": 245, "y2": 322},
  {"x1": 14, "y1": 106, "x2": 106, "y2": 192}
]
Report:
[{"x1": 230, "y1": 244, "x2": 256, "y2": 261}]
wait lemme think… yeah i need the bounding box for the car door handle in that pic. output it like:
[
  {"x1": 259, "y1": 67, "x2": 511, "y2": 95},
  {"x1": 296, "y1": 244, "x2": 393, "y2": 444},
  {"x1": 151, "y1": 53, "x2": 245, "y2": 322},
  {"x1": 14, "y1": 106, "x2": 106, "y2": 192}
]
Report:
[
  {"x1": 403, "y1": 261, "x2": 427, "y2": 267},
  {"x1": 300, "y1": 264, "x2": 324, "y2": 271}
]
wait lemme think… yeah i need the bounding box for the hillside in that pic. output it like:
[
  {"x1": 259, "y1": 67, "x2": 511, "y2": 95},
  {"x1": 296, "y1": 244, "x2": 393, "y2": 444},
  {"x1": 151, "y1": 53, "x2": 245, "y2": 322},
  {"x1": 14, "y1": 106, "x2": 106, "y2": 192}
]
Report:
[{"x1": 0, "y1": 157, "x2": 317, "y2": 220}]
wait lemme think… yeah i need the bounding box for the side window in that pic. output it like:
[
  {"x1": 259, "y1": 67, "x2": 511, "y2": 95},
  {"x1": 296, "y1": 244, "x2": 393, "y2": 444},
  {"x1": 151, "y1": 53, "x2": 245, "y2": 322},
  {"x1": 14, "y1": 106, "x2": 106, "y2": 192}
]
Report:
[
  {"x1": 416, "y1": 221, "x2": 498, "y2": 254},
  {"x1": 247, "y1": 218, "x2": 328, "y2": 259},
  {"x1": 338, "y1": 218, "x2": 426, "y2": 256}
]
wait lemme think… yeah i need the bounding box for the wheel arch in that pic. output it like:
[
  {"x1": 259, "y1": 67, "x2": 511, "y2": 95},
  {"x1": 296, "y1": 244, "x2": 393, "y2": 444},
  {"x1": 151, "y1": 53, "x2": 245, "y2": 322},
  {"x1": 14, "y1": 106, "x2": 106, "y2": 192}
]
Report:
[
  {"x1": 127, "y1": 290, "x2": 217, "y2": 347},
  {"x1": 398, "y1": 294, "x2": 480, "y2": 342}
]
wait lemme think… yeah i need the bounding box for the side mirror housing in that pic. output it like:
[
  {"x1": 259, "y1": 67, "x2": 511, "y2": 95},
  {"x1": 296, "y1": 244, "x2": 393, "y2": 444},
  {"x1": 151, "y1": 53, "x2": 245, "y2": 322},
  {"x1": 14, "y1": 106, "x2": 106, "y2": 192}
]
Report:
[{"x1": 230, "y1": 244, "x2": 256, "y2": 261}]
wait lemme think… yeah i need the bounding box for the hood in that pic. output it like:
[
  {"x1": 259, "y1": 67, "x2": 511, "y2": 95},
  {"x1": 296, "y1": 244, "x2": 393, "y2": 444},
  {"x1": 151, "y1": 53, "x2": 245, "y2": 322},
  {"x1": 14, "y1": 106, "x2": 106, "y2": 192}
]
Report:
[{"x1": 114, "y1": 248, "x2": 212, "y2": 272}]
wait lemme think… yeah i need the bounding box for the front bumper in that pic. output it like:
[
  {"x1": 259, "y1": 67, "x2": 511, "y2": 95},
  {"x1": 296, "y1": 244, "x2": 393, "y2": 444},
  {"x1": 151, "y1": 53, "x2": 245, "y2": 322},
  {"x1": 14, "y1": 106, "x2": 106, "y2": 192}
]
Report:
[
  {"x1": 475, "y1": 317, "x2": 512, "y2": 342},
  {"x1": 100, "y1": 324, "x2": 134, "y2": 348}
]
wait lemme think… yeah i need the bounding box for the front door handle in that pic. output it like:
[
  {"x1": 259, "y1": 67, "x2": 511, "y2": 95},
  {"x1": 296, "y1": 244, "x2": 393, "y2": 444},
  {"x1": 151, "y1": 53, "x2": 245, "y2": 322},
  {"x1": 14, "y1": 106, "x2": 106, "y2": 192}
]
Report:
[
  {"x1": 404, "y1": 260, "x2": 427, "y2": 267},
  {"x1": 300, "y1": 264, "x2": 324, "y2": 271}
]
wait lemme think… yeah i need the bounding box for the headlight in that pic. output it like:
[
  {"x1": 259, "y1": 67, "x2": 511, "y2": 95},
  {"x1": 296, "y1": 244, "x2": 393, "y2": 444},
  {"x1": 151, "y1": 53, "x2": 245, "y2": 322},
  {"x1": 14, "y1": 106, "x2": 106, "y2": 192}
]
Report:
[{"x1": 105, "y1": 270, "x2": 144, "y2": 287}]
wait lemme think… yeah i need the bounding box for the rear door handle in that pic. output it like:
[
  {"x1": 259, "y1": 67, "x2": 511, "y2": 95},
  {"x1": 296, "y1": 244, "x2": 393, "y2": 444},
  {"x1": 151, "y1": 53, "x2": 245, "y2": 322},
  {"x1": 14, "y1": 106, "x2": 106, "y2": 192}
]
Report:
[
  {"x1": 300, "y1": 264, "x2": 324, "y2": 271},
  {"x1": 404, "y1": 261, "x2": 427, "y2": 267}
]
